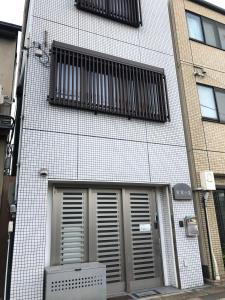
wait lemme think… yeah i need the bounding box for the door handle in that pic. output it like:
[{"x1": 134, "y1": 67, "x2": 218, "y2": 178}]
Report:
[{"x1": 154, "y1": 214, "x2": 158, "y2": 229}]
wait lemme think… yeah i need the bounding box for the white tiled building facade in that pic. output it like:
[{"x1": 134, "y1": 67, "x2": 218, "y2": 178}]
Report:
[{"x1": 11, "y1": 0, "x2": 204, "y2": 299}]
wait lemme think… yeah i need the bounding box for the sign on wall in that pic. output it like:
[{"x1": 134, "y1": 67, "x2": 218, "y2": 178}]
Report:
[{"x1": 173, "y1": 183, "x2": 192, "y2": 201}]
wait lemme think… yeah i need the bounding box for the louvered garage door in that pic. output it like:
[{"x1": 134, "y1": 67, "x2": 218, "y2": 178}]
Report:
[
  {"x1": 89, "y1": 190, "x2": 125, "y2": 295},
  {"x1": 51, "y1": 189, "x2": 88, "y2": 265},
  {"x1": 123, "y1": 189, "x2": 162, "y2": 291},
  {"x1": 52, "y1": 188, "x2": 162, "y2": 294}
]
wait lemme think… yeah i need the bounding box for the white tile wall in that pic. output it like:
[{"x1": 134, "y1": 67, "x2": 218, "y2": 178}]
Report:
[
  {"x1": 10, "y1": 0, "x2": 204, "y2": 298},
  {"x1": 158, "y1": 188, "x2": 177, "y2": 287},
  {"x1": 139, "y1": 0, "x2": 174, "y2": 55},
  {"x1": 78, "y1": 135, "x2": 150, "y2": 182}
]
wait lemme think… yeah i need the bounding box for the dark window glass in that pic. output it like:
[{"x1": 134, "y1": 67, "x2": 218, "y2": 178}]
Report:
[
  {"x1": 215, "y1": 90, "x2": 225, "y2": 123},
  {"x1": 197, "y1": 85, "x2": 217, "y2": 120},
  {"x1": 49, "y1": 41, "x2": 170, "y2": 123},
  {"x1": 202, "y1": 18, "x2": 220, "y2": 48},
  {"x1": 186, "y1": 12, "x2": 225, "y2": 51},
  {"x1": 76, "y1": 0, "x2": 142, "y2": 27},
  {"x1": 197, "y1": 84, "x2": 225, "y2": 123},
  {"x1": 186, "y1": 12, "x2": 204, "y2": 41},
  {"x1": 218, "y1": 24, "x2": 225, "y2": 50}
]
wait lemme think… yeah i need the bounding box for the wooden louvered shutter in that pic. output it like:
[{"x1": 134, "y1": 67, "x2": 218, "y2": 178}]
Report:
[
  {"x1": 89, "y1": 189, "x2": 125, "y2": 295},
  {"x1": 51, "y1": 188, "x2": 88, "y2": 266},
  {"x1": 123, "y1": 189, "x2": 162, "y2": 291}
]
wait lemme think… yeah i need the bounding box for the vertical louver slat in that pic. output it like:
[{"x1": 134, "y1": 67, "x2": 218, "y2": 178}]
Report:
[
  {"x1": 58, "y1": 49, "x2": 62, "y2": 103},
  {"x1": 67, "y1": 51, "x2": 71, "y2": 105},
  {"x1": 76, "y1": 53, "x2": 79, "y2": 106},
  {"x1": 158, "y1": 74, "x2": 165, "y2": 122},
  {"x1": 103, "y1": 59, "x2": 107, "y2": 111},
  {"x1": 63, "y1": 50, "x2": 67, "y2": 104},
  {"x1": 131, "y1": 0, "x2": 135, "y2": 26},
  {"x1": 146, "y1": 70, "x2": 151, "y2": 119},
  {"x1": 76, "y1": 0, "x2": 141, "y2": 28},
  {"x1": 49, "y1": 42, "x2": 170, "y2": 122},
  {"x1": 88, "y1": 55, "x2": 91, "y2": 108},
  {"x1": 117, "y1": 63, "x2": 122, "y2": 114},
  {"x1": 129, "y1": 192, "x2": 156, "y2": 280},
  {"x1": 84, "y1": 54, "x2": 88, "y2": 108},
  {"x1": 60, "y1": 191, "x2": 86, "y2": 265},
  {"x1": 93, "y1": 56, "x2": 96, "y2": 109},
  {"x1": 96, "y1": 192, "x2": 122, "y2": 284},
  {"x1": 53, "y1": 47, "x2": 58, "y2": 102},
  {"x1": 142, "y1": 69, "x2": 148, "y2": 118},
  {"x1": 108, "y1": 60, "x2": 112, "y2": 112},
  {"x1": 152, "y1": 72, "x2": 158, "y2": 120},
  {"x1": 72, "y1": 52, "x2": 75, "y2": 102},
  {"x1": 96, "y1": 57, "x2": 99, "y2": 111}
]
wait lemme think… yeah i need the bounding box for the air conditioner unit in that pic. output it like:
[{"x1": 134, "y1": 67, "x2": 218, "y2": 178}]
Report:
[{"x1": 44, "y1": 262, "x2": 106, "y2": 300}]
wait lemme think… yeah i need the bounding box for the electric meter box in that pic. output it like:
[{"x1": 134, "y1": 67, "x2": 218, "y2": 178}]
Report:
[
  {"x1": 200, "y1": 171, "x2": 216, "y2": 191},
  {"x1": 184, "y1": 216, "x2": 199, "y2": 237}
]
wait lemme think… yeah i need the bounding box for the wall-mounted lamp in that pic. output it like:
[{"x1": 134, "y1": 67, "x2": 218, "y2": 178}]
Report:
[{"x1": 39, "y1": 168, "x2": 48, "y2": 177}]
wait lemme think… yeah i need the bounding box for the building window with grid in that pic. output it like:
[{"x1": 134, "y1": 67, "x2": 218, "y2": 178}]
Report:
[
  {"x1": 186, "y1": 12, "x2": 225, "y2": 51},
  {"x1": 197, "y1": 84, "x2": 225, "y2": 123},
  {"x1": 76, "y1": 0, "x2": 142, "y2": 27},
  {"x1": 48, "y1": 41, "x2": 170, "y2": 123}
]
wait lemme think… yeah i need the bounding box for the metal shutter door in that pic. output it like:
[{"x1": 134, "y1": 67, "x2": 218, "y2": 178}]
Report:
[
  {"x1": 89, "y1": 189, "x2": 125, "y2": 295},
  {"x1": 51, "y1": 188, "x2": 88, "y2": 265},
  {"x1": 123, "y1": 189, "x2": 162, "y2": 291}
]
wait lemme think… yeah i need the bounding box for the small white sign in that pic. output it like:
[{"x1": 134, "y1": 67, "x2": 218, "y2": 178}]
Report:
[{"x1": 139, "y1": 223, "x2": 151, "y2": 232}]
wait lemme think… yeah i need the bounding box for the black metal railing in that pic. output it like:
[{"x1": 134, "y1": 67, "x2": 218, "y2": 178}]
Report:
[
  {"x1": 49, "y1": 41, "x2": 170, "y2": 123},
  {"x1": 75, "y1": 0, "x2": 142, "y2": 27}
]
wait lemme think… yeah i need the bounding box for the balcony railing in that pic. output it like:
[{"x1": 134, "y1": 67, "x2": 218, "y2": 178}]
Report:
[
  {"x1": 48, "y1": 41, "x2": 170, "y2": 123},
  {"x1": 75, "y1": 0, "x2": 142, "y2": 27}
]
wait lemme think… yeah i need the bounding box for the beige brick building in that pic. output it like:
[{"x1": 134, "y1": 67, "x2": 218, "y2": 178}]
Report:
[{"x1": 170, "y1": 0, "x2": 225, "y2": 281}]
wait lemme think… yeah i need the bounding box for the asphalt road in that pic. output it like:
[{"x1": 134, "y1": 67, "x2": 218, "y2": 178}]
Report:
[
  {"x1": 189, "y1": 291, "x2": 225, "y2": 300},
  {"x1": 201, "y1": 293, "x2": 225, "y2": 299}
]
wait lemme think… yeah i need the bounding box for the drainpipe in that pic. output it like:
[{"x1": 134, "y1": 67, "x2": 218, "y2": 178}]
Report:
[{"x1": 203, "y1": 191, "x2": 220, "y2": 281}]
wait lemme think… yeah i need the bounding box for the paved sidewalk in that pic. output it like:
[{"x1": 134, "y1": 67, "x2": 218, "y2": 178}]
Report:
[
  {"x1": 106, "y1": 286, "x2": 225, "y2": 300},
  {"x1": 149, "y1": 286, "x2": 225, "y2": 300}
]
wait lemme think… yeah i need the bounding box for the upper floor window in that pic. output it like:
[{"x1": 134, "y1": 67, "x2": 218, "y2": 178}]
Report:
[
  {"x1": 186, "y1": 12, "x2": 225, "y2": 51},
  {"x1": 76, "y1": 0, "x2": 142, "y2": 28},
  {"x1": 186, "y1": 13, "x2": 204, "y2": 42},
  {"x1": 197, "y1": 84, "x2": 225, "y2": 123},
  {"x1": 48, "y1": 41, "x2": 170, "y2": 123}
]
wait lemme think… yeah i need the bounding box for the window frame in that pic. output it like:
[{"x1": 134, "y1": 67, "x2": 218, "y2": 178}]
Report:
[
  {"x1": 197, "y1": 83, "x2": 225, "y2": 124},
  {"x1": 48, "y1": 41, "x2": 170, "y2": 123},
  {"x1": 75, "y1": 0, "x2": 142, "y2": 28},
  {"x1": 213, "y1": 187, "x2": 225, "y2": 263},
  {"x1": 186, "y1": 10, "x2": 225, "y2": 51}
]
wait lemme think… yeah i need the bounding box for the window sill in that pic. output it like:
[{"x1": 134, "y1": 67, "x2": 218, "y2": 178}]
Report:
[
  {"x1": 202, "y1": 117, "x2": 225, "y2": 125},
  {"x1": 189, "y1": 38, "x2": 225, "y2": 53}
]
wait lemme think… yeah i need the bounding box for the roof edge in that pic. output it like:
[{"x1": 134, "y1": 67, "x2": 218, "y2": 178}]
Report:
[
  {"x1": 0, "y1": 21, "x2": 22, "y2": 33},
  {"x1": 188, "y1": 0, "x2": 225, "y2": 15}
]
